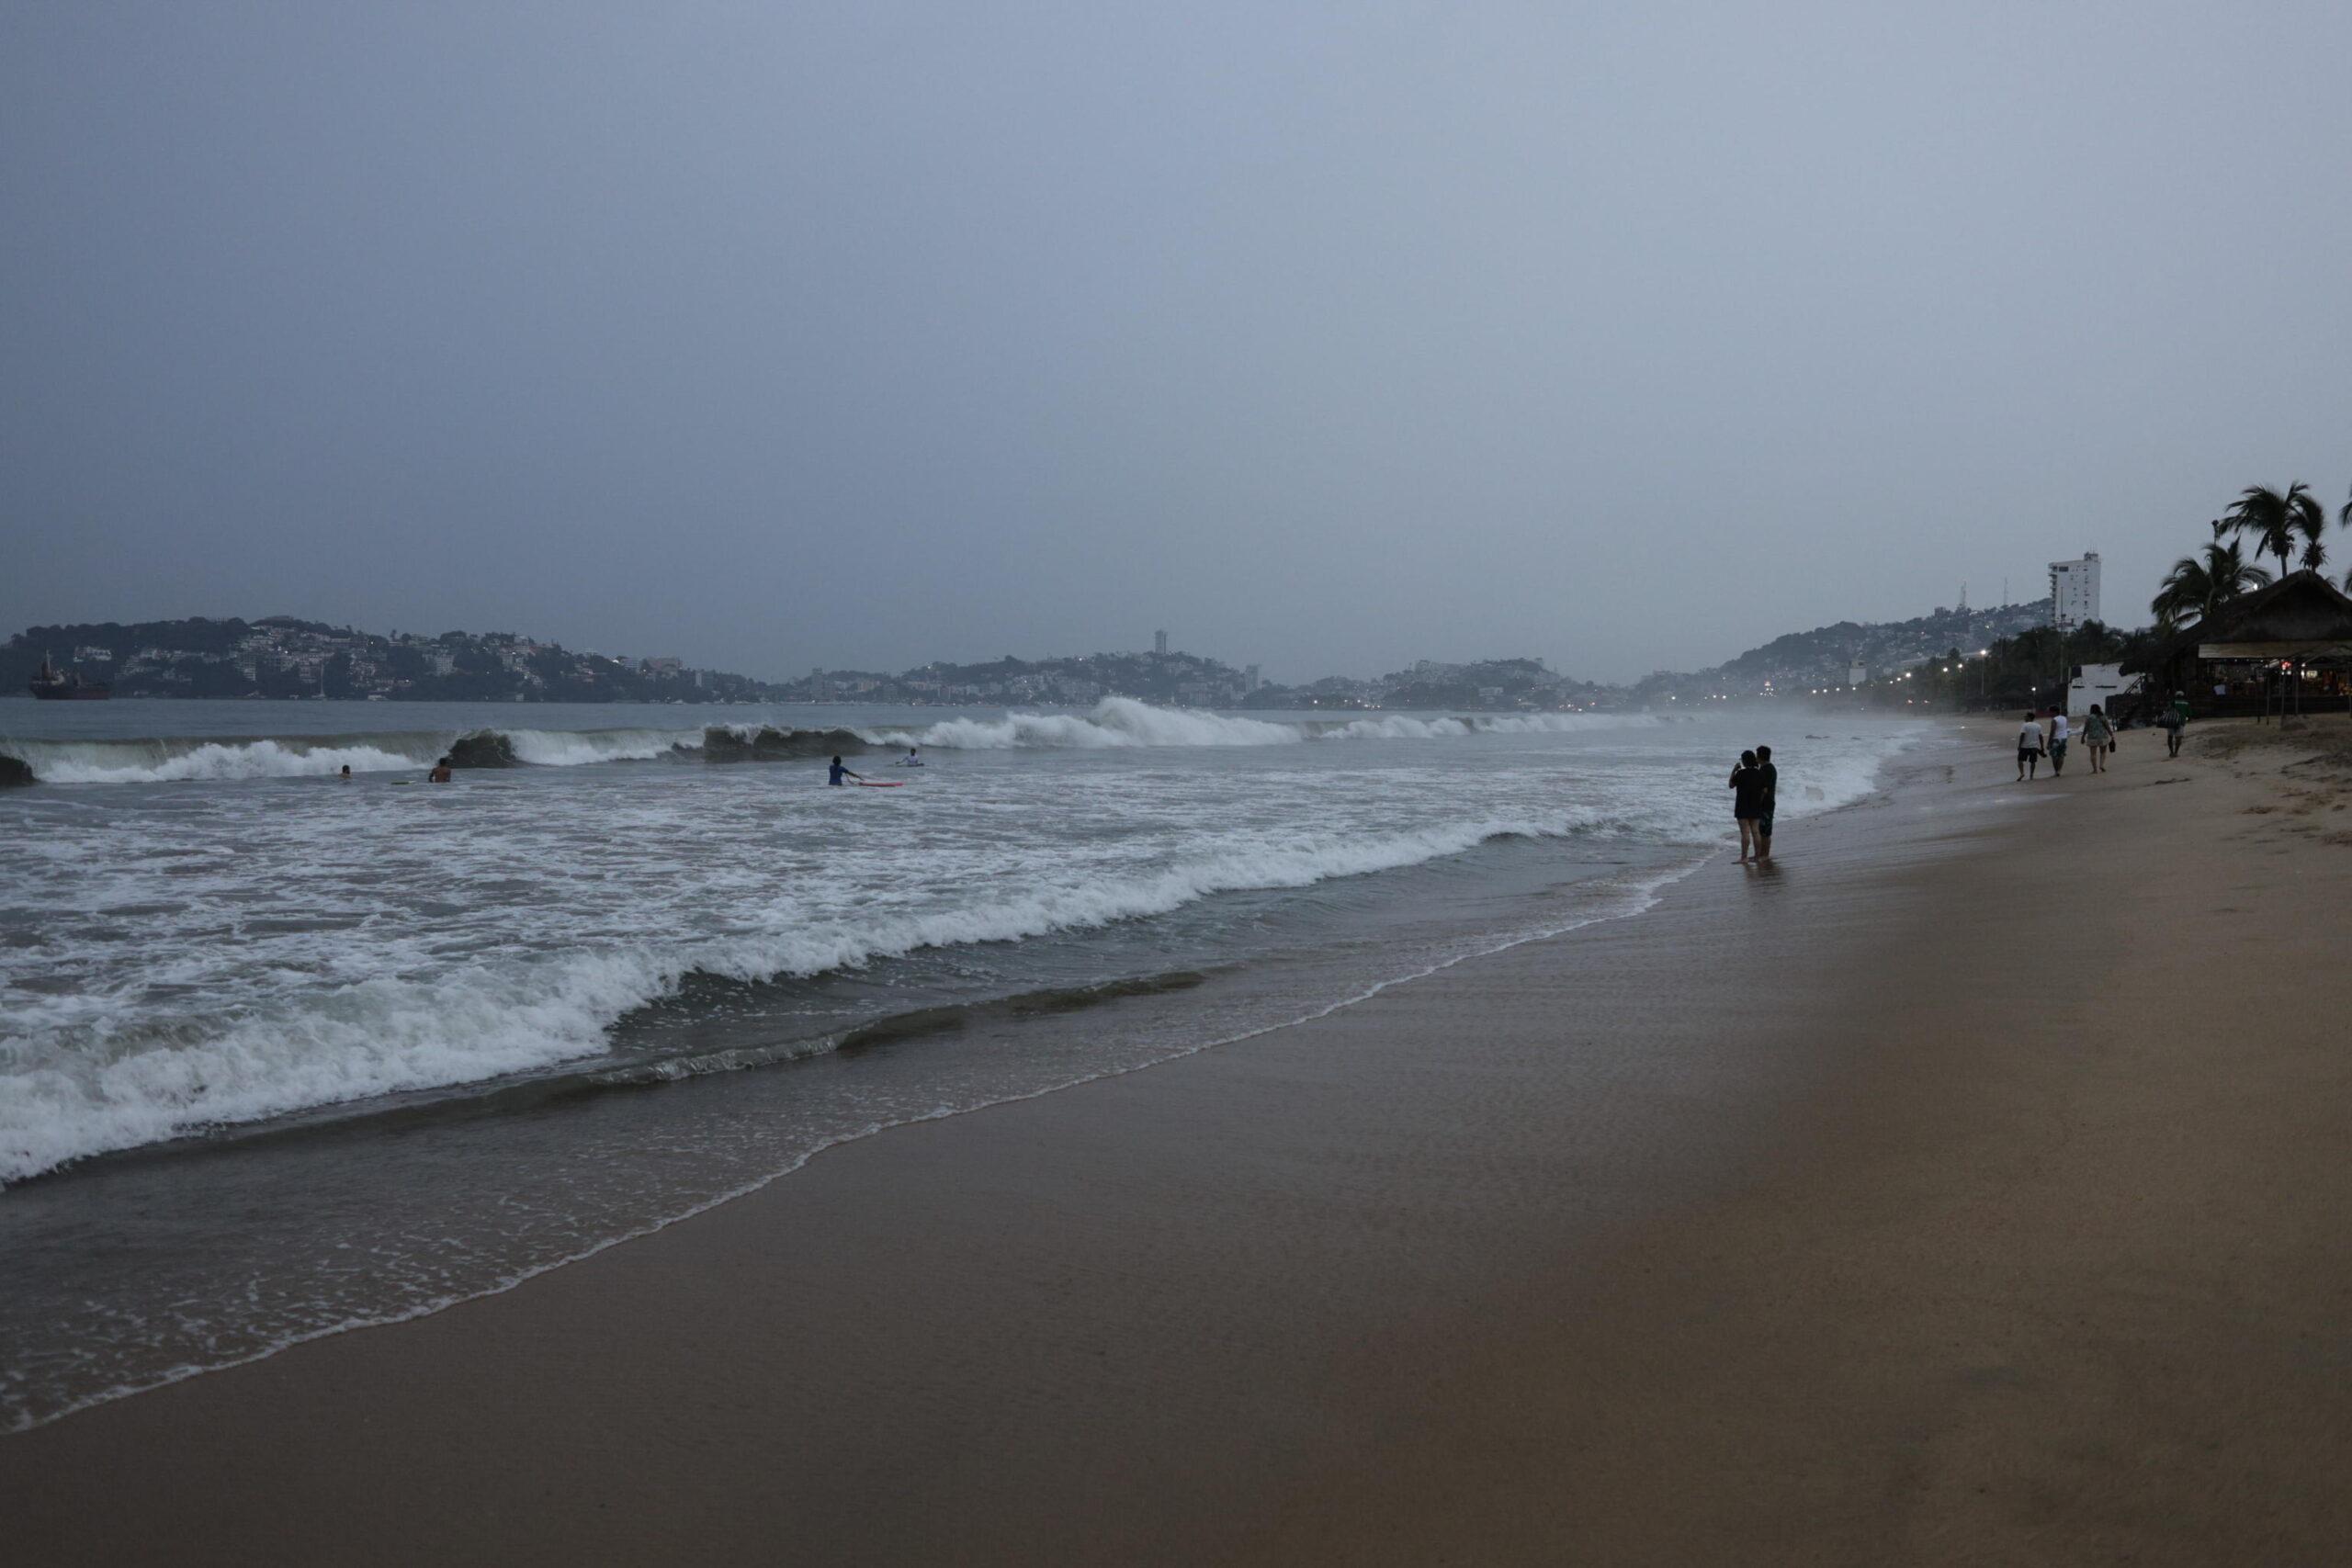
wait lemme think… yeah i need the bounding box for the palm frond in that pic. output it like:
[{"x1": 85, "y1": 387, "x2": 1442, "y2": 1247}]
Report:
[{"x1": 2225, "y1": 483, "x2": 2302, "y2": 575}]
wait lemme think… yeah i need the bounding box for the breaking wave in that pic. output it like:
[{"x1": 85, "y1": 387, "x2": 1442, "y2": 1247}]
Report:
[
  {"x1": 872, "y1": 697, "x2": 1664, "y2": 750},
  {"x1": 1, "y1": 809, "x2": 1600, "y2": 1183},
  {"x1": 0, "y1": 728, "x2": 698, "y2": 784},
  {"x1": 1314, "y1": 711, "x2": 1665, "y2": 740},
  {"x1": 6, "y1": 736, "x2": 440, "y2": 784},
  {"x1": 499, "y1": 728, "x2": 689, "y2": 766},
  {"x1": 1, "y1": 701, "x2": 1662, "y2": 784}
]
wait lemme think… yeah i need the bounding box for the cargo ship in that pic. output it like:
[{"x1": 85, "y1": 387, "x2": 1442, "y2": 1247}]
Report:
[{"x1": 28, "y1": 654, "x2": 111, "y2": 700}]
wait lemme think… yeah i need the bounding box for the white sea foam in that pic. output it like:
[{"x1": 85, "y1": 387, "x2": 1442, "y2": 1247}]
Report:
[
  {"x1": 16, "y1": 738, "x2": 432, "y2": 784},
  {"x1": 4, "y1": 702, "x2": 1669, "y2": 784},
  {"x1": 502, "y1": 728, "x2": 694, "y2": 765},
  {"x1": 0, "y1": 808, "x2": 1584, "y2": 1183},
  {"x1": 1317, "y1": 711, "x2": 1665, "y2": 740},
  {"x1": 865, "y1": 696, "x2": 1665, "y2": 750},
  {"x1": 1, "y1": 728, "x2": 701, "y2": 784},
  {"x1": 865, "y1": 697, "x2": 1299, "y2": 750},
  {"x1": 0, "y1": 709, "x2": 1924, "y2": 1184}
]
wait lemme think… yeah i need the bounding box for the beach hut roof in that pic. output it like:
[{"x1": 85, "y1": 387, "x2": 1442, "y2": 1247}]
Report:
[{"x1": 2195, "y1": 570, "x2": 2352, "y2": 661}]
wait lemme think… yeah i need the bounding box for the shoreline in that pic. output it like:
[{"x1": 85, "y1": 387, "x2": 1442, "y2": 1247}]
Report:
[
  {"x1": 3, "y1": 836, "x2": 1709, "y2": 1439},
  {"x1": 3, "y1": 783, "x2": 1733, "y2": 1436},
  {"x1": 7, "y1": 720, "x2": 2350, "y2": 1562}
]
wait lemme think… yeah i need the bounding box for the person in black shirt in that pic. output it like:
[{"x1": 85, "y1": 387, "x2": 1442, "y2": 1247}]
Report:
[
  {"x1": 1729, "y1": 750, "x2": 1766, "y2": 863},
  {"x1": 1753, "y1": 745, "x2": 1778, "y2": 862}
]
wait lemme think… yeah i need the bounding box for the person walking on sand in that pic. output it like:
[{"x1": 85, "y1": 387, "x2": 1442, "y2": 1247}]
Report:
[
  {"x1": 2158, "y1": 693, "x2": 2187, "y2": 758},
  {"x1": 2017, "y1": 712, "x2": 2045, "y2": 781},
  {"x1": 2046, "y1": 706, "x2": 2071, "y2": 776},
  {"x1": 1752, "y1": 744, "x2": 1778, "y2": 862},
  {"x1": 1729, "y1": 750, "x2": 1767, "y2": 863},
  {"x1": 2082, "y1": 704, "x2": 2115, "y2": 773}
]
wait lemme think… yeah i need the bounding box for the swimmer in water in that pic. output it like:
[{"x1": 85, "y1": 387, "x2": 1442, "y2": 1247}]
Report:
[
  {"x1": 828, "y1": 755, "x2": 864, "y2": 785},
  {"x1": 898, "y1": 747, "x2": 923, "y2": 767}
]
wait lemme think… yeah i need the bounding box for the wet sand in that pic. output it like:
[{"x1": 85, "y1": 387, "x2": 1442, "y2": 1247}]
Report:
[{"x1": 7, "y1": 721, "x2": 2351, "y2": 1564}]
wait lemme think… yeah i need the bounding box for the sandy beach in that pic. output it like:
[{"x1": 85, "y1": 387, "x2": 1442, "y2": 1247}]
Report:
[{"x1": 6, "y1": 718, "x2": 2350, "y2": 1565}]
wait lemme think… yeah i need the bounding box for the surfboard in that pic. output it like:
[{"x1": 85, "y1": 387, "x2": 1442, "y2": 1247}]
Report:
[{"x1": 856, "y1": 780, "x2": 907, "y2": 788}]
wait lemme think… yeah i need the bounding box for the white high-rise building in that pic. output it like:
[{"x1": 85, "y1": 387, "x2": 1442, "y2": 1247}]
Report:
[
  {"x1": 2049, "y1": 553, "x2": 2101, "y2": 630},
  {"x1": 1154, "y1": 628, "x2": 1169, "y2": 657}
]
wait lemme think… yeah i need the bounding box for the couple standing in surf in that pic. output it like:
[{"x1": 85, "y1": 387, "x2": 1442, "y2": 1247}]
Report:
[{"x1": 1729, "y1": 746, "x2": 1776, "y2": 864}]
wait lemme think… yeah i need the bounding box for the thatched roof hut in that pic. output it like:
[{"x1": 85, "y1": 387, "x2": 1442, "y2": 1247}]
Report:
[
  {"x1": 2120, "y1": 573, "x2": 2352, "y2": 720},
  {"x1": 2194, "y1": 570, "x2": 2352, "y2": 661},
  {"x1": 2147, "y1": 571, "x2": 2352, "y2": 719}
]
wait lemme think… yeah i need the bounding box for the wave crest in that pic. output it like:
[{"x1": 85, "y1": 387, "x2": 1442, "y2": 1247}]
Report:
[
  {"x1": 0, "y1": 703, "x2": 1667, "y2": 784},
  {"x1": 865, "y1": 697, "x2": 1662, "y2": 750},
  {"x1": 7, "y1": 737, "x2": 435, "y2": 784},
  {"x1": 0, "y1": 728, "x2": 699, "y2": 784},
  {"x1": 0, "y1": 809, "x2": 1596, "y2": 1183}
]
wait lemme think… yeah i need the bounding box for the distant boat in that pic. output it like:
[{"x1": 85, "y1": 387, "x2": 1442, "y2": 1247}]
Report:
[{"x1": 28, "y1": 653, "x2": 109, "y2": 701}]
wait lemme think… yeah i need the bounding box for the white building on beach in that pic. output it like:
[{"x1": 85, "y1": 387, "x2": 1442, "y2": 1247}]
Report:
[
  {"x1": 2050, "y1": 553, "x2": 2102, "y2": 630},
  {"x1": 2066, "y1": 661, "x2": 2138, "y2": 717}
]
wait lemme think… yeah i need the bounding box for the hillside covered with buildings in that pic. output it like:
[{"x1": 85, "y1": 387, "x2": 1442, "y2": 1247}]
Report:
[
  {"x1": 9, "y1": 592, "x2": 2082, "y2": 711},
  {"x1": 1, "y1": 618, "x2": 789, "y2": 703},
  {"x1": 1633, "y1": 598, "x2": 2060, "y2": 703}
]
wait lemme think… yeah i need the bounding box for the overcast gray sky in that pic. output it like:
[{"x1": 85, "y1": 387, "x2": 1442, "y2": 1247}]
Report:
[{"x1": 6, "y1": 3, "x2": 2349, "y2": 684}]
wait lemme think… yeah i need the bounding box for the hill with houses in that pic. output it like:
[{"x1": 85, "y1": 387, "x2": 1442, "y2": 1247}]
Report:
[{"x1": 7, "y1": 597, "x2": 2068, "y2": 709}]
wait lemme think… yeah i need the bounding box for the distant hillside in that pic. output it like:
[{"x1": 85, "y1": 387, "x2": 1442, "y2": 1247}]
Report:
[
  {"x1": 2, "y1": 617, "x2": 786, "y2": 703},
  {"x1": 1641, "y1": 601, "x2": 2057, "y2": 696},
  {"x1": 10, "y1": 599, "x2": 2086, "y2": 710},
  {"x1": 878, "y1": 649, "x2": 1251, "y2": 706}
]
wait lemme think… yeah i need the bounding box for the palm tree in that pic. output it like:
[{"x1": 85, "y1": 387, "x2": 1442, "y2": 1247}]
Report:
[
  {"x1": 2342, "y1": 485, "x2": 2352, "y2": 590},
  {"x1": 2224, "y1": 482, "x2": 2325, "y2": 579},
  {"x1": 2295, "y1": 496, "x2": 2329, "y2": 571},
  {"x1": 2211, "y1": 538, "x2": 2270, "y2": 606},
  {"x1": 2151, "y1": 540, "x2": 2269, "y2": 626},
  {"x1": 2152, "y1": 558, "x2": 2211, "y2": 626}
]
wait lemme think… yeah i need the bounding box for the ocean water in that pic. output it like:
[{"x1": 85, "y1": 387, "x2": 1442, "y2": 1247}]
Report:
[{"x1": 0, "y1": 697, "x2": 1924, "y2": 1430}]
